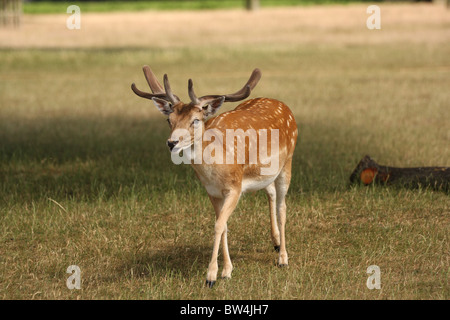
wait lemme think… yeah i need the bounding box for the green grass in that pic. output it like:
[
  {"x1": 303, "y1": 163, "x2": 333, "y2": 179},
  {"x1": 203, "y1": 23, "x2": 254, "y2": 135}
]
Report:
[
  {"x1": 23, "y1": 0, "x2": 374, "y2": 14},
  {"x1": 0, "y1": 43, "x2": 449, "y2": 299}
]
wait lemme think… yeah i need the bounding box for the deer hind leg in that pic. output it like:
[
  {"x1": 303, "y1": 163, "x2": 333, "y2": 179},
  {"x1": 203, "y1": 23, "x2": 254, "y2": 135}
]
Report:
[
  {"x1": 274, "y1": 158, "x2": 292, "y2": 267},
  {"x1": 265, "y1": 182, "x2": 281, "y2": 252},
  {"x1": 206, "y1": 190, "x2": 240, "y2": 288}
]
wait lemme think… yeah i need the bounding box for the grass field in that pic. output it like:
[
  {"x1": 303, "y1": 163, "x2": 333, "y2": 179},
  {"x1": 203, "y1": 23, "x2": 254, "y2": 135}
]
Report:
[{"x1": 0, "y1": 4, "x2": 449, "y2": 299}]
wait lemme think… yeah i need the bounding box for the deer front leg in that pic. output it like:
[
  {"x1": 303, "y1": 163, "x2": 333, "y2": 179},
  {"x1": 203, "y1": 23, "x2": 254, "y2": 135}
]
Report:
[
  {"x1": 206, "y1": 190, "x2": 240, "y2": 288},
  {"x1": 220, "y1": 223, "x2": 232, "y2": 279},
  {"x1": 208, "y1": 196, "x2": 233, "y2": 280}
]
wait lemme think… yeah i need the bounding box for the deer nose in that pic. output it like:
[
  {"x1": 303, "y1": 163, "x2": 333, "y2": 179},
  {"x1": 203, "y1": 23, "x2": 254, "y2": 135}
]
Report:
[{"x1": 167, "y1": 140, "x2": 178, "y2": 151}]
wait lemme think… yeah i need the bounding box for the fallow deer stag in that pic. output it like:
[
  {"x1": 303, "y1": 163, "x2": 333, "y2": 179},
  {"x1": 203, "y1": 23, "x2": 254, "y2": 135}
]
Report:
[{"x1": 131, "y1": 66, "x2": 298, "y2": 288}]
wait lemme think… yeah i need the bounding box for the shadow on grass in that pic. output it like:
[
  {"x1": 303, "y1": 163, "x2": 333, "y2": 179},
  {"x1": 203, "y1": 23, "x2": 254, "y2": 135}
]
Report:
[
  {"x1": 0, "y1": 115, "x2": 195, "y2": 202},
  {"x1": 116, "y1": 243, "x2": 280, "y2": 281},
  {"x1": 117, "y1": 244, "x2": 212, "y2": 279},
  {"x1": 0, "y1": 113, "x2": 380, "y2": 202}
]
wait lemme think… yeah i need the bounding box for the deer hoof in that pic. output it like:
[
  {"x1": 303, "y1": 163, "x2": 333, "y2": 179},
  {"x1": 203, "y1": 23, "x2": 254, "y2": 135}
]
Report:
[
  {"x1": 274, "y1": 245, "x2": 280, "y2": 252},
  {"x1": 205, "y1": 280, "x2": 216, "y2": 288}
]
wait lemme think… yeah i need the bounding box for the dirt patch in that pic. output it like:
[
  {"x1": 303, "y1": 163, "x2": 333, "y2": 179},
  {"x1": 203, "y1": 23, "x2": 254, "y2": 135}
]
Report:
[{"x1": 1, "y1": 3, "x2": 449, "y2": 49}]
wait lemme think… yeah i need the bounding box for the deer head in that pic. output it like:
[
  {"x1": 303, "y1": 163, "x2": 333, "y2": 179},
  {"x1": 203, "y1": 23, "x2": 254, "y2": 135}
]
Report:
[{"x1": 131, "y1": 66, "x2": 261, "y2": 153}]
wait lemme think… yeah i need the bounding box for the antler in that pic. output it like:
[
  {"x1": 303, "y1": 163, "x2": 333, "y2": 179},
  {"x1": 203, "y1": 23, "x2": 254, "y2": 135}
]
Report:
[
  {"x1": 188, "y1": 68, "x2": 262, "y2": 104},
  {"x1": 131, "y1": 65, "x2": 180, "y2": 103},
  {"x1": 163, "y1": 74, "x2": 180, "y2": 105},
  {"x1": 143, "y1": 65, "x2": 164, "y2": 94}
]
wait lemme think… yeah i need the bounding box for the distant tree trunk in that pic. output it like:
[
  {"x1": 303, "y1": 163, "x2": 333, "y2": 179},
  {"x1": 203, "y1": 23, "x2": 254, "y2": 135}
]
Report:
[
  {"x1": 0, "y1": 0, "x2": 5, "y2": 26},
  {"x1": 350, "y1": 155, "x2": 450, "y2": 191},
  {"x1": 246, "y1": 0, "x2": 260, "y2": 11},
  {"x1": 0, "y1": 0, "x2": 21, "y2": 27}
]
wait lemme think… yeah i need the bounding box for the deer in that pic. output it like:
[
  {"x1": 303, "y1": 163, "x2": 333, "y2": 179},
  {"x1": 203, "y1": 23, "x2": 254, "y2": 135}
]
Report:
[{"x1": 131, "y1": 66, "x2": 298, "y2": 288}]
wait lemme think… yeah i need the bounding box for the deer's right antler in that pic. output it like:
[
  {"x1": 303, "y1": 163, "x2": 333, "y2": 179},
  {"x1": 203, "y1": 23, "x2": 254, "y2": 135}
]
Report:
[
  {"x1": 143, "y1": 65, "x2": 164, "y2": 94},
  {"x1": 131, "y1": 65, "x2": 180, "y2": 103}
]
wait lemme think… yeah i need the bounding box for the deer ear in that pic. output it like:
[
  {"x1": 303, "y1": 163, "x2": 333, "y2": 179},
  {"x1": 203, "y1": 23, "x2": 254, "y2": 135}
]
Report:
[
  {"x1": 201, "y1": 96, "x2": 225, "y2": 118},
  {"x1": 151, "y1": 97, "x2": 173, "y2": 116}
]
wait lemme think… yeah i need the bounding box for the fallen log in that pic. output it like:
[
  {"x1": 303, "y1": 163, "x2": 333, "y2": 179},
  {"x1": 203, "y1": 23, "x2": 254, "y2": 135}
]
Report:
[{"x1": 350, "y1": 155, "x2": 450, "y2": 191}]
